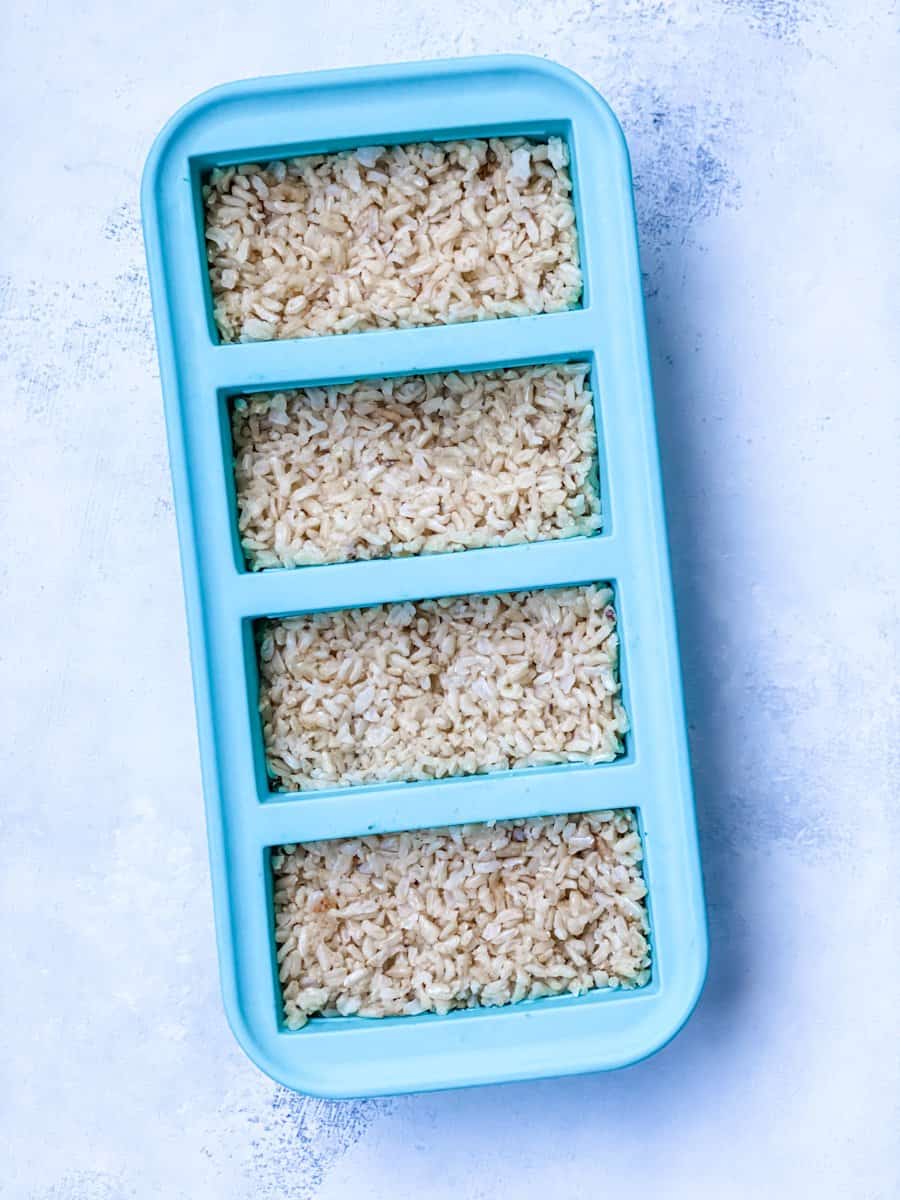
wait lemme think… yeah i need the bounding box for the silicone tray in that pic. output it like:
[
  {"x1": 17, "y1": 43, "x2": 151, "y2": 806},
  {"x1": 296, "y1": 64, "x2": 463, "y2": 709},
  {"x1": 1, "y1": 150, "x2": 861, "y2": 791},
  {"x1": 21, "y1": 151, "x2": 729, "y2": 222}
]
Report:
[{"x1": 141, "y1": 54, "x2": 707, "y2": 1097}]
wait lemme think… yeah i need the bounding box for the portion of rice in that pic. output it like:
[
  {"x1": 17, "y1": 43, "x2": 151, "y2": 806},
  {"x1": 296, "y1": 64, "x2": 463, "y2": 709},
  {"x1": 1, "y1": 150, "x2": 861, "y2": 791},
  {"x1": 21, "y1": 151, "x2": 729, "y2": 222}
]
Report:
[
  {"x1": 259, "y1": 584, "x2": 627, "y2": 791},
  {"x1": 204, "y1": 137, "x2": 581, "y2": 342},
  {"x1": 273, "y1": 810, "x2": 650, "y2": 1029},
  {"x1": 233, "y1": 364, "x2": 601, "y2": 570}
]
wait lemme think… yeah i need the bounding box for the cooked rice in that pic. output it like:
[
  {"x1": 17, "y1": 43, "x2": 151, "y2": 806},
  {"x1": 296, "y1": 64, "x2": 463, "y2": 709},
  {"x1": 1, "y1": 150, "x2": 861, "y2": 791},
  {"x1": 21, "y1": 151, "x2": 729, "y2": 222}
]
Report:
[
  {"x1": 204, "y1": 137, "x2": 581, "y2": 342},
  {"x1": 259, "y1": 584, "x2": 627, "y2": 791},
  {"x1": 273, "y1": 810, "x2": 650, "y2": 1029},
  {"x1": 233, "y1": 363, "x2": 601, "y2": 569}
]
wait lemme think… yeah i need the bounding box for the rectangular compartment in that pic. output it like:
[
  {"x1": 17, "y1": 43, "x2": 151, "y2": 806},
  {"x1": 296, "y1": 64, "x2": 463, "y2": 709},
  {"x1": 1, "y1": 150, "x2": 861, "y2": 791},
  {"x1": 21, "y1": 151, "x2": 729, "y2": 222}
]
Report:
[
  {"x1": 271, "y1": 809, "x2": 650, "y2": 1030},
  {"x1": 257, "y1": 583, "x2": 627, "y2": 793},
  {"x1": 232, "y1": 362, "x2": 602, "y2": 570},
  {"x1": 219, "y1": 351, "x2": 615, "y2": 578},
  {"x1": 203, "y1": 134, "x2": 582, "y2": 344},
  {"x1": 142, "y1": 55, "x2": 707, "y2": 1098}
]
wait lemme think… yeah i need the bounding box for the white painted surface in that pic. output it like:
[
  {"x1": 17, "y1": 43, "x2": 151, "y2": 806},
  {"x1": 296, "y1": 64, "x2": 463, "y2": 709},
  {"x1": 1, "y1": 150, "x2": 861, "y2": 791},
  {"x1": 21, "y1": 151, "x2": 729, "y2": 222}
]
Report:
[{"x1": 2, "y1": 1, "x2": 899, "y2": 1196}]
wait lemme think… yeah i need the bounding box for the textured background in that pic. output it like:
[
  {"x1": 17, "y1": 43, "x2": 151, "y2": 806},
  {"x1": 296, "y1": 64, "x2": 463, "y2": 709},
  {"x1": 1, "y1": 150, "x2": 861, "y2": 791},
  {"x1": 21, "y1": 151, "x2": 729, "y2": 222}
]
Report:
[{"x1": 3, "y1": 1, "x2": 899, "y2": 1196}]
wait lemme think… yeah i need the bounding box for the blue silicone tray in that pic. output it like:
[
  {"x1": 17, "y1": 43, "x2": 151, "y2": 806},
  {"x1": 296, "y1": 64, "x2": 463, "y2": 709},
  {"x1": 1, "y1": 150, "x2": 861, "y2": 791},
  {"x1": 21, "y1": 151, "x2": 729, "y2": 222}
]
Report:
[{"x1": 141, "y1": 54, "x2": 707, "y2": 1097}]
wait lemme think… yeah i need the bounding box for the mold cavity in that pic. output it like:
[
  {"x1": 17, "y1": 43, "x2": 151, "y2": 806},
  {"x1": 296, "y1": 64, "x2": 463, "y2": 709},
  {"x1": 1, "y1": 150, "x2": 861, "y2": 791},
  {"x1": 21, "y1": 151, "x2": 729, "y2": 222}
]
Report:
[
  {"x1": 272, "y1": 809, "x2": 650, "y2": 1029},
  {"x1": 232, "y1": 362, "x2": 601, "y2": 570},
  {"x1": 203, "y1": 136, "x2": 582, "y2": 344},
  {"x1": 257, "y1": 583, "x2": 627, "y2": 792}
]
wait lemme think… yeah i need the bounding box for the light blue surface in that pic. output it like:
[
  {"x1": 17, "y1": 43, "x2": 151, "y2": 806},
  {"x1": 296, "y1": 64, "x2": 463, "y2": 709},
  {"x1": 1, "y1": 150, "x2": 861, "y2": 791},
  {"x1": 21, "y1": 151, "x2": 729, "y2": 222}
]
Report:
[
  {"x1": 6, "y1": 2, "x2": 900, "y2": 1194},
  {"x1": 141, "y1": 55, "x2": 707, "y2": 1097}
]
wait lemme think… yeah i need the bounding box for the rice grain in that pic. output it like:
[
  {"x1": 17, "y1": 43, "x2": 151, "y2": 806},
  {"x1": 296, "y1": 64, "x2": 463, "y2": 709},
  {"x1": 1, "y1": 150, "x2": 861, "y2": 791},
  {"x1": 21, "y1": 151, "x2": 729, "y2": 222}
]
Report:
[
  {"x1": 259, "y1": 584, "x2": 627, "y2": 791},
  {"x1": 204, "y1": 137, "x2": 581, "y2": 342},
  {"x1": 273, "y1": 810, "x2": 650, "y2": 1029},
  {"x1": 233, "y1": 364, "x2": 601, "y2": 569}
]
